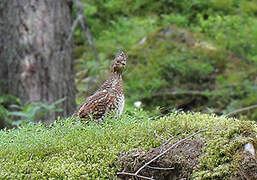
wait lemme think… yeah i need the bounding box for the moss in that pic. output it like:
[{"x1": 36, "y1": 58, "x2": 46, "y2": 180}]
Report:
[{"x1": 0, "y1": 112, "x2": 256, "y2": 179}]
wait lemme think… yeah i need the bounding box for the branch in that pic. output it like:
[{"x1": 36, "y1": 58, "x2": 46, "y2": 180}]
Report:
[
  {"x1": 67, "y1": 14, "x2": 81, "y2": 43},
  {"x1": 153, "y1": 130, "x2": 165, "y2": 140},
  {"x1": 147, "y1": 165, "x2": 174, "y2": 170},
  {"x1": 152, "y1": 129, "x2": 177, "y2": 146},
  {"x1": 162, "y1": 135, "x2": 176, "y2": 146},
  {"x1": 68, "y1": 0, "x2": 99, "y2": 62},
  {"x1": 226, "y1": 104, "x2": 257, "y2": 116}
]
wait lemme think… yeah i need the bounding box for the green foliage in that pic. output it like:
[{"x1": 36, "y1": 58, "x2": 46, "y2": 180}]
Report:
[
  {"x1": 195, "y1": 14, "x2": 257, "y2": 62},
  {"x1": 8, "y1": 98, "x2": 66, "y2": 125},
  {"x1": 0, "y1": 95, "x2": 21, "y2": 128},
  {"x1": 74, "y1": 0, "x2": 257, "y2": 120},
  {"x1": 0, "y1": 95, "x2": 66, "y2": 127},
  {"x1": 0, "y1": 112, "x2": 256, "y2": 179}
]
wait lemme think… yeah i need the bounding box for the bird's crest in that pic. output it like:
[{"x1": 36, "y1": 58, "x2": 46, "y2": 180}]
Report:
[{"x1": 111, "y1": 50, "x2": 127, "y2": 73}]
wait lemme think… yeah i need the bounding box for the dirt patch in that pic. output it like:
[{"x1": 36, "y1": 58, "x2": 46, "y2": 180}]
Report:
[
  {"x1": 235, "y1": 152, "x2": 257, "y2": 180},
  {"x1": 118, "y1": 139, "x2": 205, "y2": 180}
]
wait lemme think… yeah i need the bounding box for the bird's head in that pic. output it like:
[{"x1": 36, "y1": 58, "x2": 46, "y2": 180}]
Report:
[{"x1": 110, "y1": 50, "x2": 127, "y2": 73}]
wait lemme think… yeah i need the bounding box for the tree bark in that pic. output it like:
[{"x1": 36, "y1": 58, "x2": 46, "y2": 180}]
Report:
[
  {"x1": 0, "y1": 2, "x2": 8, "y2": 96},
  {"x1": 0, "y1": 0, "x2": 76, "y2": 123}
]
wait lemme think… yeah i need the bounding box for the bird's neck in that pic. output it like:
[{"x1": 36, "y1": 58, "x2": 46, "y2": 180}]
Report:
[
  {"x1": 109, "y1": 72, "x2": 123, "y2": 87},
  {"x1": 98, "y1": 71, "x2": 123, "y2": 92},
  {"x1": 110, "y1": 71, "x2": 122, "y2": 79}
]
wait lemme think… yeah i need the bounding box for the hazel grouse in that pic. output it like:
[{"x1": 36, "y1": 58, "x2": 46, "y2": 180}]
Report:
[{"x1": 73, "y1": 50, "x2": 127, "y2": 120}]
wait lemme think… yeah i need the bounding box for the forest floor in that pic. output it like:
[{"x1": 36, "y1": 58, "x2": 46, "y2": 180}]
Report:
[{"x1": 0, "y1": 112, "x2": 256, "y2": 179}]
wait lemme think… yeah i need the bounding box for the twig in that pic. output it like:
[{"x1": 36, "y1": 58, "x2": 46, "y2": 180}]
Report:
[
  {"x1": 29, "y1": 154, "x2": 33, "y2": 161},
  {"x1": 134, "y1": 129, "x2": 206, "y2": 176},
  {"x1": 68, "y1": 0, "x2": 99, "y2": 62},
  {"x1": 162, "y1": 135, "x2": 176, "y2": 146},
  {"x1": 147, "y1": 165, "x2": 174, "y2": 170},
  {"x1": 226, "y1": 104, "x2": 257, "y2": 116},
  {"x1": 117, "y1": 172, "x2": 154, "y2": 180},
  {"x1": 67, "y1": 14, "x2": 81, "y2": 43},
  {"x1": 75, "y1": 0, "x2": 99, "y2": 62},
  {"x1": 152, "y1": 129, "x2": 176, "y2": 145},
  {"x1": 153, "y1": 130, "x2": 165, "y2": 140}
]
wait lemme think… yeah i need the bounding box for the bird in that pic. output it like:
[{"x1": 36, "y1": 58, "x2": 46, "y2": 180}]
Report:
[{"x1": 72, "y1": 50, "x2": 127, "y2": 121}]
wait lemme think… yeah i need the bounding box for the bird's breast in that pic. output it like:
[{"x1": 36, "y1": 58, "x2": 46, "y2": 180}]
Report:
[{"x1": 115, "y1": 94, "x2": 125, "y2": 117}]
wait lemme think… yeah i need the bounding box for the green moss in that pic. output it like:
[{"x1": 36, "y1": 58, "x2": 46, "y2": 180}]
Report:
[{"x1": 0, "y1": 112, "x2": 256, "y2": 179}]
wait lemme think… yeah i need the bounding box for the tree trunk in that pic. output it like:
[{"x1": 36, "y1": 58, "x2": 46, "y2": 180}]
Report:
[
  {"x1": 0, "y1": 0, "x2": 76, "y2": 123},
  {"x1": 0, "y1": 2, "x2": 8, "y2": 96}
]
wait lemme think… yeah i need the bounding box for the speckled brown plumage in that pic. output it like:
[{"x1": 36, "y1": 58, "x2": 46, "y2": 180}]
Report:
[{"x1": 73, "y1": 50, "x2": 127, "y2": 120}]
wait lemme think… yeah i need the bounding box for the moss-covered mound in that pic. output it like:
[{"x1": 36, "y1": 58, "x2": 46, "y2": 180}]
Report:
[{"x1": 0, "y1": 112, "x2": 256, "y2": 179}]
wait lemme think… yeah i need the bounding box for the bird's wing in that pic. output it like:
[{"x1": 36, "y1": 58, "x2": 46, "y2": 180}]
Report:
[{"x1": 77, "y1": 90, "x2": 115, "y2": 120}]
